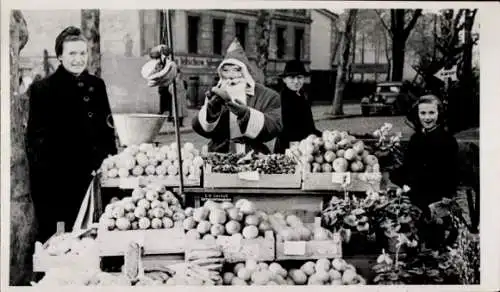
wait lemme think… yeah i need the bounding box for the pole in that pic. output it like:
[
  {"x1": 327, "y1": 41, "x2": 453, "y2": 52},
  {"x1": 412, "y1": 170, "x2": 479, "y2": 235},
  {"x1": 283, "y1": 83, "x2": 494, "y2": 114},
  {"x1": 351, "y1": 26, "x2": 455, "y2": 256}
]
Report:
[{"x1": 164, "y1": 9, "x2": 185, "y2": 196}]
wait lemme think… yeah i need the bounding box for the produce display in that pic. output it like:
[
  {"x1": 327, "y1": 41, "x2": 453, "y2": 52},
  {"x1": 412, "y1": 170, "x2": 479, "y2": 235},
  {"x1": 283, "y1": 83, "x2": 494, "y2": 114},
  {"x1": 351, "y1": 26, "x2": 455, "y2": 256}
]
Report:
[
  {"x1": 222, "y1": 258, "x2": 365, "y2": 285},
  {"x1": 268, "y1": 213, "x2": 335, "y2": 241},
  {"x1": 98, "y1": 184, "x2": 185, "y2": 231},
  {"x1": 204, "y1": 152, "x2": 297, "y2": 174},
  {"x1": 100, "y1": 142, "x2": 204, "y2": 180},
  {"x1": 182, "y1": 199, "x2": 272, "y2": 241},
  {"x1": 289, "y1": 131, "x2": 380, "y2": 173}
]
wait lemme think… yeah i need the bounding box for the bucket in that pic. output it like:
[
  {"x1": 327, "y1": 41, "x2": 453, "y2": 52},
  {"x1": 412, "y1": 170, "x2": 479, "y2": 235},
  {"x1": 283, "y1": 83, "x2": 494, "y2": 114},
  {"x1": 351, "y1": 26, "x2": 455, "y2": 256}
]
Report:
[{"x1": 112, "y1": 113, "x2": 167, "y2": 146}]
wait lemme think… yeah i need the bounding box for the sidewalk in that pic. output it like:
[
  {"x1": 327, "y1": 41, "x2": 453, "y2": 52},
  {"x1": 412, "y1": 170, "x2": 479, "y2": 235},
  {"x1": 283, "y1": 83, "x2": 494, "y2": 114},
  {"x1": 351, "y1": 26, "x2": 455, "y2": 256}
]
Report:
[{"x1": 159, "y1": 103, "x2": 361, "y2": 135}]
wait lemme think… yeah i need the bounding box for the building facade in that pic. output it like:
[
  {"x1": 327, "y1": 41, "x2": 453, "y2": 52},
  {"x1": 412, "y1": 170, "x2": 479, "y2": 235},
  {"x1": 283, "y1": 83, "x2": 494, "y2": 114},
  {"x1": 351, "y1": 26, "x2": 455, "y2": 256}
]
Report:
[{"x1": 21, "y1": 9, "x2": 313, "y2": 111}]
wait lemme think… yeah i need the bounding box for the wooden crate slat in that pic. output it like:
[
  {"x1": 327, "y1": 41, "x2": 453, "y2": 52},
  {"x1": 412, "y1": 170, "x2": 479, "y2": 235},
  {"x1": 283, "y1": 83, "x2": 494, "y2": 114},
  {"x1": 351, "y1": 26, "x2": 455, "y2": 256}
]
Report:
[{"x1": 97, "y1": 222, "x2": 186, "y2": 257}]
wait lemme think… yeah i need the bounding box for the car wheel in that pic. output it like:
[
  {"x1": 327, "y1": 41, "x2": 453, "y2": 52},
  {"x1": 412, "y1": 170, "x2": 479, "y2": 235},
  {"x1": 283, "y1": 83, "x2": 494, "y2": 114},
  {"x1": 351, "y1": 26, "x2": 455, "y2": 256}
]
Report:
[{"x1": 361, "y1": 106, "x2": 370, "y2": 116}]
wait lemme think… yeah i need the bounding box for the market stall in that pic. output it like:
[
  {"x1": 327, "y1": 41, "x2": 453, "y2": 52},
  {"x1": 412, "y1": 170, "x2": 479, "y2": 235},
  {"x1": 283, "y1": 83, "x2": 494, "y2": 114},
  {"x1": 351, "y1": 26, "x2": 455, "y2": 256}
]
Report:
[
  {"x1": 32, "y1": 120, "x2": 480, "y2": 286},
  {"x1": 30, "y1": 10, "x2": 479, "y2": 286}
]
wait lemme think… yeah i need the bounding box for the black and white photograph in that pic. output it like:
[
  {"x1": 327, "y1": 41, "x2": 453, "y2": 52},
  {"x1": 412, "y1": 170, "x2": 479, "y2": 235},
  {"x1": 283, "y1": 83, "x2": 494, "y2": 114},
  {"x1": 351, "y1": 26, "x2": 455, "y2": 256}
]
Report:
[{"x1": 5, "y1": 1, "x2": 496, "y2": 289}]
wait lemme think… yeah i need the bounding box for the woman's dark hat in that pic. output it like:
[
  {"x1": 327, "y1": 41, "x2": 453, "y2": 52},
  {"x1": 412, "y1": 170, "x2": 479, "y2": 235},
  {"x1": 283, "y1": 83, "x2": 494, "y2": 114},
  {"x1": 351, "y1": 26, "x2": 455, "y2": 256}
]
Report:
[{"x1": 280, "y1": 60, "x2": 310, "y2": 77}]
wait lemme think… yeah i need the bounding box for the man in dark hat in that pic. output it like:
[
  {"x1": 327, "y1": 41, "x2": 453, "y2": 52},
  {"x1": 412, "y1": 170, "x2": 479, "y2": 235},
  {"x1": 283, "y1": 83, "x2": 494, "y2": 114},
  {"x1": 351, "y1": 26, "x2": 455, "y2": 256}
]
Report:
[{"x1": 274, "y1": 60, "x2": 321, "y2": 154}]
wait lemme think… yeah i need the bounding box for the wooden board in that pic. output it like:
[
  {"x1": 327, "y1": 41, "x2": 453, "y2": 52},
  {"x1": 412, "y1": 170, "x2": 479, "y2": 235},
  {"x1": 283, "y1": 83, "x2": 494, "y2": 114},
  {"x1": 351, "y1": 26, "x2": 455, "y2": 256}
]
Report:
[
  {"x1": 204, "y1": 165, "x2": 302, "y2": 189},
  {"x1": 33, "y1": 246, "x2": 100, "y2": 272},
  {"x1": 302, "y1": 171, "x2": 381, "y2": 192},
  {"x1": 96, "y1": 222, "x2": 185, "y2": 256},
  {"x1": 215, "y1": 231, "x2": 275, "y2": 263},
  {"x1": 101, "y1": 175, "x2": 201, "y2": 189},
  {"x1": 275, "y1": 233, "x2": 342, "y2": 261}
]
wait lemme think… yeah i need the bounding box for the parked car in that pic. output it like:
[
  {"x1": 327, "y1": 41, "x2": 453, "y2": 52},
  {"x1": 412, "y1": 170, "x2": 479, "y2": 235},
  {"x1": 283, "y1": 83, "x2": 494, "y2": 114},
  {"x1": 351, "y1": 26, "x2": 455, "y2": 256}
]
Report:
[{"x1": 360, "y1": 81, "x2": 417, "y2": 116}]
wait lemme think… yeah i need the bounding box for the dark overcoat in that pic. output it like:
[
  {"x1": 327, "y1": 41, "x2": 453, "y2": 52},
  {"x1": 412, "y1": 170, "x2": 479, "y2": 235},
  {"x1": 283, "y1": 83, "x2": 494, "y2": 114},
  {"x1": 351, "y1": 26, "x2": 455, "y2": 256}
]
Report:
[
  {"x1": 274, "y1": 87, "x2": 321, "y2": 154},
  {"x1": 26, "y1": 65, "x2": 117, "y2": 242}
]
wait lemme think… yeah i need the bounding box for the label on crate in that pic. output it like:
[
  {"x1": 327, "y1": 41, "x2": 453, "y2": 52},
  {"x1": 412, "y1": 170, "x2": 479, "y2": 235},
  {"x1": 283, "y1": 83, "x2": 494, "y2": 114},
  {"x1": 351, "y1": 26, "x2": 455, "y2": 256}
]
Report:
[
  {"x1": 200, "y1": 193, "x2": 233, "y2": 204},
  {"x1": 119, "y1": 177, "x2": 139, "y2": 189},
  {"x1": 237, "y1": 171, "x2": 260, "y2": 181},
  {"x1": 331, "y1": 172, "x2": 351, "y2": 185},
  {"x1": 227, "y1": 236, "x2": 243, "y2": 253},
  {"x1": 283, "y1": 241, "x2": 306, "y2": 255}
]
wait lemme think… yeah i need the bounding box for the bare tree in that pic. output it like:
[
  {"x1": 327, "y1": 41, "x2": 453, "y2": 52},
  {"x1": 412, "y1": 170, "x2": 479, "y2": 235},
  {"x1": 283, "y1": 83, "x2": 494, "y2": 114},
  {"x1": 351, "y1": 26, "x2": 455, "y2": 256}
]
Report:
[
  {"x1": 10, "y1": 10, "x2": 37, "y2": 286},
  {"x1": 81, "y1": 10, "x2": 101, "y2": 77},
  {"x1": 255, "y1": 10, "x2": 273, "y2": 81},
  {"x1": 331, "y1": 9, "x2": 358, "y2": 116},
  {"x1": 376, "y1": 9, "x2": 423, "y2": 81}
]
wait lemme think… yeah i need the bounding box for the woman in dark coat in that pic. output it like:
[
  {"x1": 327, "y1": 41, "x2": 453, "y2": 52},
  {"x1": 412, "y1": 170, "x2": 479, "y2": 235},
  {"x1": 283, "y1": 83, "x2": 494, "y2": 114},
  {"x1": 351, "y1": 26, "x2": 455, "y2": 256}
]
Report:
[
  {"x1": 274, "y1": 60, "x2": 321, "y2": 154},
  {"x1": 26, "y1": 26, "x2": 117, "y2": 243}
]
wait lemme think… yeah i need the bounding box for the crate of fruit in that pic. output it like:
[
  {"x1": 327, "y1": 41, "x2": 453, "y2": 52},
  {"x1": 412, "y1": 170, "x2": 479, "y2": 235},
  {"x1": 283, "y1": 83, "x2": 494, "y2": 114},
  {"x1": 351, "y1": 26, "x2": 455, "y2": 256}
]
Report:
[
  {"x1": 96, "y1": 184, "x2": 188, "y2": 256},
  {"x1": 99, "y1": 142, "x2": 203, "y2": 189},
  {"x1": 270, "y1": 215, "x2": 342, "y2": 261},
  {"x1": 216, "y1": 231, "x2": 275, "y2": 263},
  {"x1": 289, "y1": 131, "x2": 382, "y2": 192},
  {"x1": 203, "y1": 152, "x2": 301, "y2": 189},
  {"x1": 33, "y1": 228, "x2": 99, "y2": 272},
  {"x1": 183, "y1": 199, "x2": 276, "y2": 263}
]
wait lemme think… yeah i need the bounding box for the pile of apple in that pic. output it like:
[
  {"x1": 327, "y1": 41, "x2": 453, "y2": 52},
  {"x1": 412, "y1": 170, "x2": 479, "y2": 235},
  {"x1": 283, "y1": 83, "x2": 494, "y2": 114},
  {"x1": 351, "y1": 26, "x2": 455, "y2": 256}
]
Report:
[
  {"x1": 268, "y1": 213, "x2": 335, "y2": 241},
  {"x1": 99, "y1": 184, "x2": 185, "y2": 231},
  {"x1": 223, "y1": 258, "x2": 365, "y2": 285},
  {"x1": 100, "y1": 142, "x2": 204, "y2": 180},
  {"x1": 182, "y1": 199, "x2": 272, "y2": 241},
  {"x1": 288, "y1": 131, "x2": 380, "y2": 173}
]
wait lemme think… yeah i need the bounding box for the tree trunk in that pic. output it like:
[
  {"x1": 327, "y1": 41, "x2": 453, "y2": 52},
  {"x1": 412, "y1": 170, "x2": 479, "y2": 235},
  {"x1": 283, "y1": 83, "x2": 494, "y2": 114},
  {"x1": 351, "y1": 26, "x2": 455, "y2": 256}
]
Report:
[
  {"x1": 10, "y1": 10, "x2": 37, "y2": 286},
  {"x1": 81, "y1": 10, "x2": 101, "y2": 77},
  {"x1": 391, "y1": 37, "x2": 406, "y2": 81},
  {"x1": 331, "y1": 9, "x2": 357, "y2": 115},
  {"x1": 255, "y1": 10, "x2": 273, "y2": 81}
]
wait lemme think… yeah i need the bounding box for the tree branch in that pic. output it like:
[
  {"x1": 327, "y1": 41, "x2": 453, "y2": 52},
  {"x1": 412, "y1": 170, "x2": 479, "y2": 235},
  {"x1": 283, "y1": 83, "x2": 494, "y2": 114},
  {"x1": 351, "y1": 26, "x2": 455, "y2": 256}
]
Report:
[
  {"x1": 375, "y1": 9, "x2": 393, "y2": 37},
  {"x1": 403, "y1": 9, "x2": 423, "y2": 38}
]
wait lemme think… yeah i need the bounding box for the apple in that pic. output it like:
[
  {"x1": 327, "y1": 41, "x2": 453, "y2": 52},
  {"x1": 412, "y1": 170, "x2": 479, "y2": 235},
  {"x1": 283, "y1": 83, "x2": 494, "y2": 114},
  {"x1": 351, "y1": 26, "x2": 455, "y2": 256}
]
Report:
[
  {"x1": 324, "y1": 150, "x2": 336, "y2": 163},
  {"x1": 322, "y1": 163, "x2": 333, "y2": 173},
  {"x1": 332, "y1": 158, "x2": 349, "y2": 173},
  {"x1": 344, "y1": 148, "x2": 356, "y2": 161},
  {"x1": 314, "y1": 155, "x2": 324, "y2": 164}
]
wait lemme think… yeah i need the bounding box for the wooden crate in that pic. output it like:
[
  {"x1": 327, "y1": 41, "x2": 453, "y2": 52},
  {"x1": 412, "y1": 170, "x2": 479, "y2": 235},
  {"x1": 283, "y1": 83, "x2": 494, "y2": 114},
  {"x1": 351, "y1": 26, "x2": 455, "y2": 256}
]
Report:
[
  {"x1": 302, "y1": 171, "x2": 381, "y2": 192},
  {"x1": 215, "y1": 231, "x2": 275, "y2": 263},
  {"x1": 275, "y1": 219, "x2": 343, "y2": 261},
  {"x1": 203, "y1": 165, "x2": 302, "y2": 189},
  {"x1": 100, "y1": 175, "x2": 201, "y2": 189},
  {"x1": 32, "y1": 238, "x2": 99, "y2": 272},
  {"x1": 96, "y1": 221, "x2": 186, "y2": 256}
]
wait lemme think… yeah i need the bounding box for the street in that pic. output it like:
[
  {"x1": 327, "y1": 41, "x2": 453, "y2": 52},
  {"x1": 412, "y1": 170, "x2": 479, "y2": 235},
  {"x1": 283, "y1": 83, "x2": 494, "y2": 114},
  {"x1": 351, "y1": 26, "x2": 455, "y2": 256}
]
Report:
[{"x1": 154, "y1": 113, "x2": 413, "y2": 150}]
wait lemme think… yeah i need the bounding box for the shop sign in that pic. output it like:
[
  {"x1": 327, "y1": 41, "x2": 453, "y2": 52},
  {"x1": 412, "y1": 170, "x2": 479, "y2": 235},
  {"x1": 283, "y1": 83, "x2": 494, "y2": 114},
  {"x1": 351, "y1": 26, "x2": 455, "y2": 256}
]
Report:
[{"x1": 174, "y1": 55, "x2": 222, "y2": 69}]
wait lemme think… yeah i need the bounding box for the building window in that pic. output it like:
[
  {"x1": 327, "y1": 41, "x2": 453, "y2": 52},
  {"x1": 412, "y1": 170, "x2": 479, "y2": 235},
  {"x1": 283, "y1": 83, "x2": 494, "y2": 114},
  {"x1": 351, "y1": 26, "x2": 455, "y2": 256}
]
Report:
[
  {"x1": 277, "y1": 26, "x2": 286, "y2": 59},
  {"x1": 188, "y1": 15, "x2": 200, "y2": 54},
  {"x1": 294, "y1": 27, "x2": 305, "y2": 60},
  {"x1": 213, "y1": 18, "x2": 225, "y2": 55},
  {"x1": 235, "y1": 21, "x2": 248, "y2": 50}
]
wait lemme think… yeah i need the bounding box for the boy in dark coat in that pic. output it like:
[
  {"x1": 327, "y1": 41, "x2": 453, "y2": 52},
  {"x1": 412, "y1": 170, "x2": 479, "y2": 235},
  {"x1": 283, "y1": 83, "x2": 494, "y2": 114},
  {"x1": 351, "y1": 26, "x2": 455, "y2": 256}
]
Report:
[
  {"x1": 192, "y1": 39, "x2": 282, "y2": 154},
  {"x1": 26, "y1": 27, "x2": 117, "y2": 242},
  {"x1": 274, "y1": 60, "x2": 321, "y2": 154}
]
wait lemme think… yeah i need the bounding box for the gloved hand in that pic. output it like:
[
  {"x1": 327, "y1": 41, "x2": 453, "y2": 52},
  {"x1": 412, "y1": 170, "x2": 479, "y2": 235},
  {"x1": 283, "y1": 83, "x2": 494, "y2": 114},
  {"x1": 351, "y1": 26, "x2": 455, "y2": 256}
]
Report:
[
  {"x1": 205, "y1": 88, "x2": 226, "y2": 123},
  {"x1": 149, "y1": 44, "x2": 172, "y2": 59},
  {"x1": 226, "y1": 99, "x2": 250, "y2": 120}
]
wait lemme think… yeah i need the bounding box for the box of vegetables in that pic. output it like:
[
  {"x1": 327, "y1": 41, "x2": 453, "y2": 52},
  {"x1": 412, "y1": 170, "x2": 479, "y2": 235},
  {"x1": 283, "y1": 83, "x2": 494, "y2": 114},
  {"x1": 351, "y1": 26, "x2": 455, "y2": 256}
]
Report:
[
  {"x1": 99, "y1": 142, "x2": 203, "y2": 189},
  {"x1": 269, "y1": 213, "x2": 342, "y2": 261},
  {"x1": 203, "y1": 152, "x2": 301, "y2": 189},
  {"x1": 288, "y1": 131, "x2": 382, "y2": 192}
]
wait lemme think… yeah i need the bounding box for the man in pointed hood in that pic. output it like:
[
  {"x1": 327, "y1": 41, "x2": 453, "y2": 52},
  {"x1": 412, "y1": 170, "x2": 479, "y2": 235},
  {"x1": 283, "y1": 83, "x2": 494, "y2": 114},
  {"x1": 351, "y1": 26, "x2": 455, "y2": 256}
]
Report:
[{"x1": 192, "y1": 39, "x2": 282, "y2": 154}]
